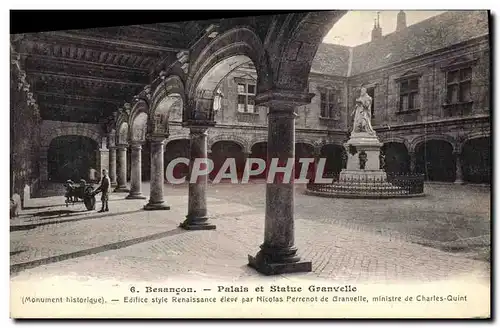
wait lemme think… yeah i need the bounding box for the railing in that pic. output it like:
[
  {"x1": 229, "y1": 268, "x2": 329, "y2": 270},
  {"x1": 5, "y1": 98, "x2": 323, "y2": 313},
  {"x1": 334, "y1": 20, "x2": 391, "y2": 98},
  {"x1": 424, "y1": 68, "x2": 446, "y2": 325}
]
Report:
[{"x1": 306, "y1": 172, "x2": 425, "y2": 197}]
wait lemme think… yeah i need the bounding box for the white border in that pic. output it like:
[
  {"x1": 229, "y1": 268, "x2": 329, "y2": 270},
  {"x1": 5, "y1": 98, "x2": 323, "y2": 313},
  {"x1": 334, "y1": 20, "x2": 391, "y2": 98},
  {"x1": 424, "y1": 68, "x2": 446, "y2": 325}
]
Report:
[{"x1": 1, "y1": 1, "x2": 497, "y2": 326}]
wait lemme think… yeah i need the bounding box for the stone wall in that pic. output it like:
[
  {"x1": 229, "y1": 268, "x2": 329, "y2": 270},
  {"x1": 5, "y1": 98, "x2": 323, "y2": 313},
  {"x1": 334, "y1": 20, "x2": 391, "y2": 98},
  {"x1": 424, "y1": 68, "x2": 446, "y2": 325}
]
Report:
[{"x1": 11, "y1": 60, "x2": 42, "y2": 211}]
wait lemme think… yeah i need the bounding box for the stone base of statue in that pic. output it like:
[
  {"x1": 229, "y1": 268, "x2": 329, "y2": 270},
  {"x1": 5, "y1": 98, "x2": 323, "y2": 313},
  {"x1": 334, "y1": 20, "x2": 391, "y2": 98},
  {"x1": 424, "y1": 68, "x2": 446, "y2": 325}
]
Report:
[{"x1": 306, "y1": 131, "x2": 425, "y2": 198}]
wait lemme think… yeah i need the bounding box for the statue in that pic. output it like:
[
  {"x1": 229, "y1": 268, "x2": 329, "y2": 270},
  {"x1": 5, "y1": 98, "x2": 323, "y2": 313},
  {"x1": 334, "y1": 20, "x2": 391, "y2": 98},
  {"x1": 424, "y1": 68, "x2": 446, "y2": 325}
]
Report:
[
  {"x1": 351, "y1": 87, "x2": 375, "y2": 135},
  {"x1": 213, "y1": 88, "x2": 224, "y2": 112}
]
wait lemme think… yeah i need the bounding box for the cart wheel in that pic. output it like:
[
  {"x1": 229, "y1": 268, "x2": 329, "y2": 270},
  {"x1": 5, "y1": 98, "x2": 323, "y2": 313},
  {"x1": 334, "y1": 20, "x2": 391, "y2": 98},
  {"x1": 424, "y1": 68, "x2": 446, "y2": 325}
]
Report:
[{"x1": 84, "y1": 196, "x2": 96, "y2": 211}]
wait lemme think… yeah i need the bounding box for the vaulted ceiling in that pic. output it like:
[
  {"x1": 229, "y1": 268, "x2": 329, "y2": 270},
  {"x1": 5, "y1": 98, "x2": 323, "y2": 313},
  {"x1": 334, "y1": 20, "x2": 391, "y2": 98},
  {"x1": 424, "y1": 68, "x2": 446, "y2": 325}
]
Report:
[{"x1": 11, "y1": 21, "x2": 218, "y2": 124}]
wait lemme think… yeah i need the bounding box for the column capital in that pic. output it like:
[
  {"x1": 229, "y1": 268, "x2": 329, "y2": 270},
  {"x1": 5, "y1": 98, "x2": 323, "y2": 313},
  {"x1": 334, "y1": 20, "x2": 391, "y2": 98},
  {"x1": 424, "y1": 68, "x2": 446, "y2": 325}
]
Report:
[
  {"x1": 129, "y1": 141, "x2": 144, "y2": 149},
  {"x1": 147, "y1": 133, "x2": 168, "y2": 143},
  {"x1": 116, "y1": 143, "x2": 128, "y2": 149},
  {"x1": 255, "y1": 89, "x2": 315, "y2": 109}
]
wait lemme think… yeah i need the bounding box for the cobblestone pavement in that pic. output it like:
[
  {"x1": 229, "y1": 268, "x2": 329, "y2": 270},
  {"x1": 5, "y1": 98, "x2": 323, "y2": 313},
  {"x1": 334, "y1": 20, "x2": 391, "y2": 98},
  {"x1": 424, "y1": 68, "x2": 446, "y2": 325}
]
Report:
[{"x1": 10, "y1": 182, "x2": 490, "y2": 284}]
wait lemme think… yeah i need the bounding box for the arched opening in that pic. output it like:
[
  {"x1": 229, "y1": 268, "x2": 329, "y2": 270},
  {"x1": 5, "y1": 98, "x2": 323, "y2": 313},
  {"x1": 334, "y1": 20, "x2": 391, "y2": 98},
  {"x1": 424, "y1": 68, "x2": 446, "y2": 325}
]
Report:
[
  {"x1": 153, "y1": 93, "x2": 184, "y2": 183},
  {"x1": 131, "y1": 111, "x2": 149, "y2": 183},
  {"x1": 48, "y1": 135, "x2": 98, "y2": 182},
  {"x1": 190, "y1": 54, "x2": 261, "y2": 125},
  {"x1": 142, "y1": 139, "x2": 151, "y2": 181},
  {"x1": 250, "y1": 142, "x2": 267, "y2": 179},
  {"x1": 295, "y1": 143, "x2": 315, "y2": 179},
  {"x1": 320, "y1": 144, "x2": 345, "y2": 177},
  {"x1": 382, "y1": 142, "x2": 410, "y2": 174},
  {"x1": 462, "y1": 137, "x2": 491, "y2": 184},
  {"x1": 164, "y1": 139, "x2": 190, "y2": 182},
  {"x1": 415, "y1": 140, "x2": 455, "y2": 182},
  {"x1": 117, "y1": 122, "x2": 130, "y2": 183},
  {"x1": 209, "y1": 141, "x2": 245, "y2": 181}
]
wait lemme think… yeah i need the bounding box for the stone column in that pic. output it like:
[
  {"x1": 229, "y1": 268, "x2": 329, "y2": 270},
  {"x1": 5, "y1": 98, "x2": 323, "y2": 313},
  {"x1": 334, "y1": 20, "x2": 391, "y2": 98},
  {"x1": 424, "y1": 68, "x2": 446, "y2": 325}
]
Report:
[
  {"x1": 39, "y1": 147, "x2": 49, "y2": 183},
  {"x1": 114, "y1": 144, "x2": 130, "y2": 193},
  {"x1": 454, "y1": 152, "x2": 464, "y2": 184},
  {"x1": 126, "y1": 141, "x2": 147, "y2": 199},
  {"x1": 144, "y1": 135, "x2": 170, "y2": 211},
  {"x1": 310, "y1": 147, "x2": 321, "y2": 182},
  {"x1": 242, "y1": 151, "x2": 251, "y2": 181},
  {"x1": 96, "y1": 148, "x2": 109, "y2": 181},
  {"x1": 409, "y1": 151, "x2": 416, "y2": 174},
  {"x1": 180, "y1": 127, "x2": 216, "y2": 230},
  {"x1": 109, "y1": 146, "x2": 117, "y2": 187},
  {"x1": 248, "y1": 90, "x2": 313, "y2": 275}
]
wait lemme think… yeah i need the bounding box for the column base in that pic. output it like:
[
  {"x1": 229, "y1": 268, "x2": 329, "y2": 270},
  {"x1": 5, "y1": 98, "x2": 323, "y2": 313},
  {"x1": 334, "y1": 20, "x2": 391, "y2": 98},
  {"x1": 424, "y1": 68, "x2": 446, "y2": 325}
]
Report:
[
  {"x1": 125, "y1": 192, "x2": 147, "y2": 200},
  {"x1": 111, "y1": 182, "x2": 117, "y2": 188},
  {"x1": 180, "y1": 216, "x2": 216, "y2": 230},
  {"x1": 114, "y1": 186, "x2": 130, "y2": 193},
  {"x1": 143, "y1": 202, "x2": 170, "y2": 211},
  {"x1": 454, "y1": 179, "x2": 465, "y2": 185},
  {"x1": 247, "y1": 254, "x2": 312, "y2": 275}
]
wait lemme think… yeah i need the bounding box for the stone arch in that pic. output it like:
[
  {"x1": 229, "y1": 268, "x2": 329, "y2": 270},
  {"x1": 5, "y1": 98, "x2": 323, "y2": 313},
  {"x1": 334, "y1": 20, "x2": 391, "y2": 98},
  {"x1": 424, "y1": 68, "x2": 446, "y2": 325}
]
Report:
[
  {"x1": 150, "y1": 75, "x2": 186, "y2": 117},
  {"x1": 208, "y1": 134, "x2": 250, "y2": 154},
  {"x1": 458, "y1": 131, "x2": 491, "y2": 153},
  {"x1": 381, "y1": 141, "x2": 410, "y2": 174},
  {"x1": 249, "y1": 136, "x2": 269, "y2": 149},
  {"x1": 165, "y1": 134, "x2": 190, "y2": 146},
  {"x1": 265, "y1": 11, "x2": 347, "y2": 91},
  {"x1": 47, "y1": 135, "x2": 99, "y2": 182},
  {"x1": 295, "y1": 138, "x2": 315, "y2": 149},
  {"x1": 409, "y1": 134, "x2": 459, "y2": 153},
  {"x1": 380, "y1": 136, "x2": 411, "y2": 152},
  {"x1": 319, "y1": 143, "x2": 347, "y2": 176},
  {"x1": 186, "y1": 27, "x2": 272, "y2": 101},
  {"x1": 129, "y1": 100, "x2": 149, "y2": 142},
  {"x1": 42, "y1": 126, "x2": 101, "y2": 148},
  {"x1": 117, "y1": 122, "x2": 130, "y2": 145}
]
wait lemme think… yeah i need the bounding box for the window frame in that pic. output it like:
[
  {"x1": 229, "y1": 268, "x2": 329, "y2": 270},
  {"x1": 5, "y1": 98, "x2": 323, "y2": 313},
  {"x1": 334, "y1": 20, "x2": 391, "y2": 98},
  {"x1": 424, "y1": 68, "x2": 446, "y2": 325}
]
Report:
[
  {"x1": 318, "y1": 87, "x2": 339, "y2": 119},
  {"x1": 236, "y1": 80, "x2": 257, "y2": 114},
  {"x1": 445, "y1": 66, "x2": 472, "y2": 105},
  {"x1": 394, "y1": 72, "x2": 422, "y2": 114}
]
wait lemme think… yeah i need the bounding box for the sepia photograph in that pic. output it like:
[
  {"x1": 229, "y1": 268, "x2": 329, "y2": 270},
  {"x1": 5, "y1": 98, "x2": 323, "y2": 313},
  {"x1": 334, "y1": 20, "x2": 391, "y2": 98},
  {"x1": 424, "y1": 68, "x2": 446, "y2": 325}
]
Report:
[{"x1": 8, "y1": 8, "x2": 491, "y2": 319}]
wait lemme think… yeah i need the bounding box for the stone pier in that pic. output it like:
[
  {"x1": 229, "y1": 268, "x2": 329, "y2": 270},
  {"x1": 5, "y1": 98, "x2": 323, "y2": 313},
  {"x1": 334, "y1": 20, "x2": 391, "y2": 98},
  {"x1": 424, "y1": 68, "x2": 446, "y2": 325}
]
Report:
[
  {"x1": 180, "y1": 126, "x2": 216, "y2": 230},
  {"x1": 126, "y1": 141, "x2": 147, "y2": 199},
  {"x1": 248, "y1": 90, "x2": 313, "y2": 275},
  {"x1": 144, "y1": 135, "x2": 170, "y2": 211},
  {"x1": 114, "y1": 144, "x2": 130, "y2": 193}
]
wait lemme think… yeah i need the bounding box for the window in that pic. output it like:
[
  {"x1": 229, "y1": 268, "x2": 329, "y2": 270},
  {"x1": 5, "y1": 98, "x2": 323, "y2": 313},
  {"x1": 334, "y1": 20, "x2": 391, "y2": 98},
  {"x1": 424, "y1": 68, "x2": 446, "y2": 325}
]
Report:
[
  {"x1": 446, "y1": 67, "x2": 472, "y2": 104},
  {"x1": 319, "y1": 88, "x2": 337, "y2": 118},
  {"x1": 399, "y1": 78, "x2": 419, "y2": 111},
  {"x1": 237, "y1": 82, "x2": 256, "y2": 113}
]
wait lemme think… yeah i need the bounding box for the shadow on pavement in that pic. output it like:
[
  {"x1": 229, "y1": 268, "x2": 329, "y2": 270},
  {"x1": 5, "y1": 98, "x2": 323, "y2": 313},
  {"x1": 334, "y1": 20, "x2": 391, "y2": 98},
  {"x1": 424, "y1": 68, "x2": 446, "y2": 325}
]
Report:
[
  {"x1": 33, "y1": 209, "x2": 84, "y2": 218},
  {"x1": 10, "y1": 209, "x2": 144, "y2": 232},
  {"x1": 10, "y1": 227, "x2": 187, "y2": 276}
]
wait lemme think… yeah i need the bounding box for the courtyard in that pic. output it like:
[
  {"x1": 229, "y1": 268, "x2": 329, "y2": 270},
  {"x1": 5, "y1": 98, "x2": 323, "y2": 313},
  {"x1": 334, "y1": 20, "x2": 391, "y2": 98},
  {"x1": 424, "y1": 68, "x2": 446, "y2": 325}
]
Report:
[{"x1": 10, "y1": 182, "x2": 490, "y2": 283}]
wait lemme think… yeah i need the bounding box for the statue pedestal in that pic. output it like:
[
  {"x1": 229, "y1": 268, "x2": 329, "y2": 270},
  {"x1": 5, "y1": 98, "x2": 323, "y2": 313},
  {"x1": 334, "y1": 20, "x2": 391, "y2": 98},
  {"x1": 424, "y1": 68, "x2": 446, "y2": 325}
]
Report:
[{"x1": 340, "y1": 132, "x2": 386, "y2": 182}]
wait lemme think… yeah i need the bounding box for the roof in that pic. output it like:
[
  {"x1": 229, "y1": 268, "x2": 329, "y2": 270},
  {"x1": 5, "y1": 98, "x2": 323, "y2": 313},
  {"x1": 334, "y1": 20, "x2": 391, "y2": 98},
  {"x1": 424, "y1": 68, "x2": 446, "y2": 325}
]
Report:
[
  {"x1": 310, "y1": 43, "x2": 351, "y2": 77},
  {"x1": 313, "y1": 10, "x2": 490, "y2": 77}
]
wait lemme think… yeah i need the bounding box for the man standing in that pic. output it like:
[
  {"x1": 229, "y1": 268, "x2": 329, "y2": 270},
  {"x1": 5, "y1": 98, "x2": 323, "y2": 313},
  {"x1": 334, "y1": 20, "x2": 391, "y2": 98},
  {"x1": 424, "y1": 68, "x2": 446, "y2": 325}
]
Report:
[{"x1": 94, "y1": 169, "x2": 111, "y2": 212}]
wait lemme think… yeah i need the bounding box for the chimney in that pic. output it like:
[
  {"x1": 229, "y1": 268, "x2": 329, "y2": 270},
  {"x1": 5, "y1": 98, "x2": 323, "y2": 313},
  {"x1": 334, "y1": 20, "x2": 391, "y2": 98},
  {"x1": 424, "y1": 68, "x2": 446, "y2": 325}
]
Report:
[
  {"x1": 371, "y1": 12, "x2": 382, "y2": 41},
  {"x1": 396, "y1": 10, "x2": 407, "y2": 31}
]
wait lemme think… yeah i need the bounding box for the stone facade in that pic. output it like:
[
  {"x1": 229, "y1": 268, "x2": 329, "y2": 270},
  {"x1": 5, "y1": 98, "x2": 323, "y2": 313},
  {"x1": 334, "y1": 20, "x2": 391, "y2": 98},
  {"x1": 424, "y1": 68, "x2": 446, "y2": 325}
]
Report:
[{"x1": 22, "y1": 11, "x2": 491, "y2": 192}]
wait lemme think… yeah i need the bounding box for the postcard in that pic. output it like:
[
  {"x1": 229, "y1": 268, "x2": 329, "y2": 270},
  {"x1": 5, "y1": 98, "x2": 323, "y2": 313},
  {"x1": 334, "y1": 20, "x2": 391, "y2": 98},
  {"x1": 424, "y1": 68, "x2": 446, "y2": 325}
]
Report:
[{"x1": 9, "y1": 9, "x2": 491, "y2": 319}]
